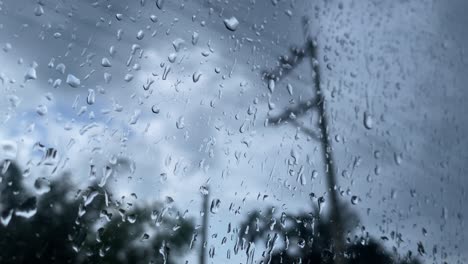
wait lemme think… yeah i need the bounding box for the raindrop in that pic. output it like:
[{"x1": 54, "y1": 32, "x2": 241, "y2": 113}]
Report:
[
  {"x1": 41, "y1": 148, "x2": 58, "y2": 166},
  {"x1": 172, "y1": 38, "x2": 184, "y2": 52},
  {"x1": 192, "y1": 71, "x2": 202, "y2": 82},
  {"x1": 199, "y1": 185, "x2": 209, "y2": 195},
  {"x1": 98, "y1": 166, "x2": 113, "y2": 187},
  {"x1": 115, "y1": 13, "x2": 123, "y2": 21},
  {"x1": 176, "y1": 116, "x2": 185, "y2": 129},
  {"x1": 394, "y1": 152, "x2": 402, "y2": 165},
  {"x1": 160, "y1": 172, "x2": 167, "y2": 182},
  {"x1": 101, "y1": 58, "x2": 112, "y2": 67},
  {"x1": 34, "y1": 5, "x2": 44, "y2": 16},
  {"x1": 15, "y1": 197, "x2": 37, "y2": 218},
  {"x1": 136, "y1": 30, "x2": 145, "y2": 40},
  {"x1": 24, "y1": 67, "x2": 37, "y2": 82},
  {"x1": 66, "y1": 74, "x2": 81, "y2": 88},
  {"x1": 1, "y1": 160, "x2": 10, "y2": 174},
  {"x1": 127, "y1": 214, "x2": 137, "y2": 223},
  {"x1": 34, "y1": 177, "x2": 51, "y2": 195},
  {"x1": 0, "y1": 141, "x2": 17, "y2": 160},
  {"x1": 417, "y1": 242, "x2": 425, "y2": 256},
  {"x1": 268, "y1": 79, "x2": 275, "y2": 93},
  {"x1": 210, "y1": 199, "x2": 221, "y2": 214},
  {"x1": 192, "y1": 32, "x2": 199, "y2": 45},
  {"x1": 151, "y1": 105, "x2": 160, "y2": 114},
  {"x1": 124, "y1": 74, "x2": 134, "y2": 82},
  {"x1": 351, "y1": 195, "x2": 359, "y2": 205},
  {"x1": 363, "y1": 111, "x2": 373, "y2": 129},
  {"x1": 168, "y1": 53, "x2": 177, "y2": 63},
  {"x1": 0, "y1": 209, "x2": 13, "y2": 226},
  {"x1": 87, "y1": 89, "x2": 95, "y2": 105},
  {"x1": 156, "y1": 0, "x2": 164, "y2": 9},
  {"x1": 129, "y1": 110, "x2": 141, "y2": 125},
  {"x1": 286, "y1": 83, "x2": 293, "y2": 95},
  {"x1": 36, "y1": 104, "x2": 48, "y2": 116},
  {"x1": 3, "y1": 43, "x2": 12, "y2": 52},
  {"x1": 162, "y1": 66, "x2": 171, "y2": 80},
  {"x1": 141, "y1": 233, "x2": 150, "y2": 241},
  {"x1": 84, "y1": 190, "x2": 99, "y2": 206},
  {"x1": 317, "y1": 196, "x2": 325, "y2": 213},
  {"x1": 104, "y1": 72, "x2": 112, "y2": 83},
  {"x1": 56, "y1": 63, "x2": 66, "y2": 74},
  {"x1": 298, "y1": 238, "x2": 306, "y2": 248},
  {"x1": 53, "y1": 79, "x2": 62, "y2": 88},
  {"x1": 311, "y1": 170, "x2": 318, "y2": 180},
  {"x1": 223, "y1": 17, "x2": 239, "y2": 31}
]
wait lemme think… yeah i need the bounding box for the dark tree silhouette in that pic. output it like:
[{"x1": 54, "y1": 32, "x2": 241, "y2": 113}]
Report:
[
  {"x1": 238, "y1": 203, "x2": 422, "y2": 264},
  {"x1": 0, "y1": 162, "x2": 195, "y2": 264}
]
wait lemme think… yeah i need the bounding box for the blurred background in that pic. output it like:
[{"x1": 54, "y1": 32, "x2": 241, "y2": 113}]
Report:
[{"x1": 0, "y1": 0, "x2": 466, "y2": 263}]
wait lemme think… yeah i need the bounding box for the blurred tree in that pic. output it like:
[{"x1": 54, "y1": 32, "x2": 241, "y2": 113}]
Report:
[
  {"x1": 238, "y1": 202, "x2": 422, "y2": 264},
  {"x1": 0, "y1": 162, "x2": 194, "y2": 264}
]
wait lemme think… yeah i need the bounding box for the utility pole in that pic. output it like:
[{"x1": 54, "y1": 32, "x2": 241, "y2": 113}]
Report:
[
  {"x1": 199, "y1": 185, "x2": 209, "y2": 264},
  {"x1": 264, "y1": 17, "x2": 345, "y2": 264}
]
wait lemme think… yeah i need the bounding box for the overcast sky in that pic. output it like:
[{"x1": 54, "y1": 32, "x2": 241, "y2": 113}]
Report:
[{"x1": 0, "y1": 0, "x2": 466, "y2": 263}]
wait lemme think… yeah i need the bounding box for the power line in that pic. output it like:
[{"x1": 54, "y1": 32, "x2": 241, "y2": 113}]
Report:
[{"x1": 264, "y1": 16, "x2": 345, "y2": 264}]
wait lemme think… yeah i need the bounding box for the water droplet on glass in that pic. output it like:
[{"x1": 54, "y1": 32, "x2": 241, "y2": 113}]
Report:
[
  {"x1": 176, "y1": 116, "x2": 185, "y2": 129},
  {"x1": 36, "y1": 104, "x2": 48, "y2": 116},
  {"x1": 141, "y1": 233, "x2": 150, "y2": 241},
  {"x1": 168, "y1": 53, "x2": 177, "y2": 63},
  {"x1": 223, "y1": 17, "x2": 239, "y2": 31},
  {"x1": 0, "y1": 141, "x2": 17, "y2": 160},
  {"x1": 0, "y1": 209, "x2": 13, "y2": 226},
  {"x1": 34, "y1": 5, "x2": 44, "y2": 16},
  {"x1": 34, "y1": 177, "x2": 51, "y2": 195},
  {"x1": 101, "y1": 58, "x2": 112, "y2": 67},
  {"x1": 199, "y1": 185, "x2": 209, "y2": 195},
  {"x1": 351, "y1": 195, "x2": 359, "y2": 205},
  {"x1": 156, "y1": 0, "x2": 164, "y2": 9},
  {"x1": 104, "y1": 72, "x2": 112, "y2": 83},
  {"x1": 298, "y1": 238, "x2": 306, "y2": 248},
  {"x1": 192, "y1": 71, "x2": 202, "y2": 83},
  {"x1": 363, "y1": 111, "x2": 373, "y2": 129},
  {"x1": 98, "y1": 166, "x2": 113, "y2": 187},
  {"x1": 129, "y1": 110, "x2": 141, "y2": 125},
  {"x1": 15, "y1": 197, "x2": 37, "y2": 218},
  {"x1": 66, "y1": 74, "x2": 81, "y2": 88},
  {"x1": 124, "y1": 74, "x2": 134, "y2": 82},
  {"x1": 127, "y1": 214, "x2": 137, "y2": 223},
  {"x1": 41, "y1": 148, "x2": 58, "y2": 166},
  {"x1": 268, "y1": 79, "x2": 275, "y2": 93},
  {"x1": 210, "y1": 199, "x2": 221, "y2": 214},
  {"x1": 172, "y1": 38, "x2": 185, "y2": 52},
  {"x1": 56, "y1": 63, "x2": 66, "y2": 74},
  {"x1": 136, "y1": 30, "x2": 145, "y2": 40},
  {"x1": 3, "y1": 43, "x2": 12, "y2": 52},
  {"x1": 84, "y1": 190, "x2": 99, "y2": 207},
  {"x1": 192, "y1": 32, "x2": 199, "y2": 45},
  {"x1": 24, "y1": 67, "x2": 37, "y2": 82},
  {"x1": 151, "y1": 105, "x2": 160, "y2": 114},
  {"x1": 286, "y1": 83, "x2": 293, "y2": 95},
  {"x1": 87, "y1": 89, "x2": 95, "y2": 105},
  {"x1": 394, "y1": 152, "x2": 402, "y2": 165}
]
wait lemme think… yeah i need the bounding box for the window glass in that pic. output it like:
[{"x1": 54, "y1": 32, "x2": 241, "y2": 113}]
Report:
[{"x1": 0, "y1": 0, "x2": 466, "y2": 263}]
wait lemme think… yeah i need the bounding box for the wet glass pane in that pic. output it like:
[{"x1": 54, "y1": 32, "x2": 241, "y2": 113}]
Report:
[{"x1": 0, "y1": 0, "x2": 466, "y2": 263}]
